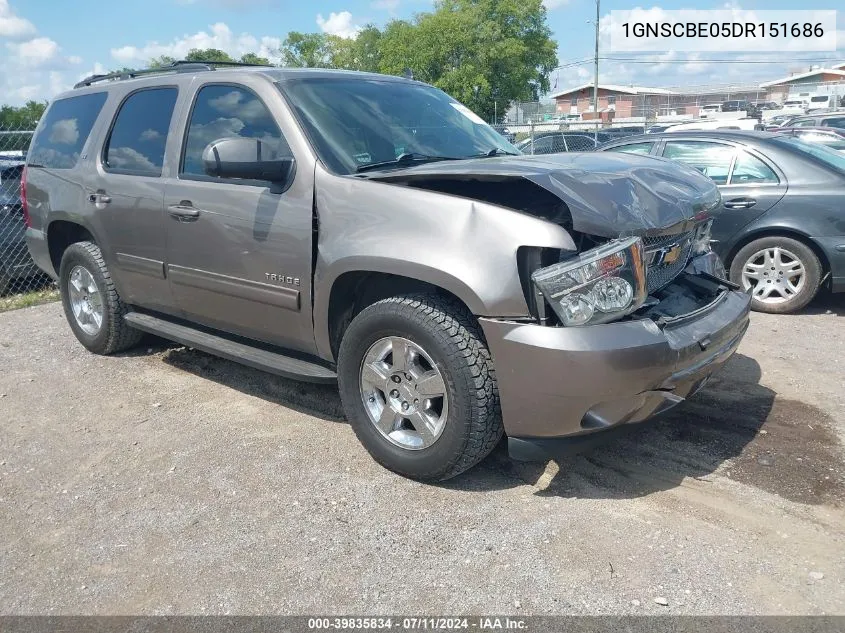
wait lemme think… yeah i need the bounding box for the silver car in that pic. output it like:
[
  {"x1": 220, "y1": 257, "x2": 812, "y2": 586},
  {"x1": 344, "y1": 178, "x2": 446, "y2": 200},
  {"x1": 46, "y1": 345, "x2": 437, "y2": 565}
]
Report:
[{"x1": 24, "y1": 63, "x2": 750, "y2": 480}]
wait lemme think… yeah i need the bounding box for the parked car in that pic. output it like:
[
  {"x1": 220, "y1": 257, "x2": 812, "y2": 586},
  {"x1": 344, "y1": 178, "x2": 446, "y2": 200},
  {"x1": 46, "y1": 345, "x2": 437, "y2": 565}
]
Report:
[
  {"x1": 604, "y1": 126, "x2": 646, "y2": 138},
  {"x1": 753, "y1": 101, "x2": 781, "y2": 111},
  {"x1": 597, "y1": 130, "x2": 845, "y2": 313},
  {"x1": 781, "y1": 111, "x2": 845, "y2": 129},
  {"x1": 25, "y1": 63, "x2": 749, "y2": 480},
  {"x1": 765, "y1": 114, "x2": 797, "y2": 129},
  {"x1": 721, "y1": 100, "x2": 758, "y2": 117},
  {"x1": 700, "y1": 104, "x2": 722, "y2": 115},
  {"x1": 807, "y1": 94, "x2": 835, "y2": 112},
  {"x1": 781, "y1": 98, "x2": 808, "y2": 113},
  {"x1": 514, "y1": 132, "x2": 602, "y2": 153},
  {"x1": 662, "y1": 118, "x2": 761, "y2": 133},
  {"x1": 768, "y1": 127, "x2": 845, "y2": 152},
  {"x1": 0, "y1": 160, "x2": 42, "y2": 294}
]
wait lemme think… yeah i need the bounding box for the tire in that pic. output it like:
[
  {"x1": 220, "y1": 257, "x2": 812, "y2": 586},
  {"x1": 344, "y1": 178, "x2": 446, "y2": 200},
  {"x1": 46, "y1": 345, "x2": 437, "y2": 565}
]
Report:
[
  {"x1": 337, "y1": 294, "x2": 502, "y2": 482},
  {"x1": 729, "y1": 236, "x2": 822, "y2": 314},
  {"x1": 58, "y1": 241, "x2": 142, "y2": 354}
]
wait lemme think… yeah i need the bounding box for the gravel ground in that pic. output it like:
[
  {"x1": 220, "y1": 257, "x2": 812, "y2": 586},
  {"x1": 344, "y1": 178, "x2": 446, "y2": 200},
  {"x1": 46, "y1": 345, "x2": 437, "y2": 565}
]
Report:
[{"x1": 1, "y1": 297, "x2": 844, "y2": 615}]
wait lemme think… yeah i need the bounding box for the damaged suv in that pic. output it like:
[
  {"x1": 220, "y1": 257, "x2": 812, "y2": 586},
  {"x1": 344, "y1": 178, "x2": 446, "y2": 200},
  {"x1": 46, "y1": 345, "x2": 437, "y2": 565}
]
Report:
[{"x1": 24, "y1": 63, "x2": 751, "y2": 480}]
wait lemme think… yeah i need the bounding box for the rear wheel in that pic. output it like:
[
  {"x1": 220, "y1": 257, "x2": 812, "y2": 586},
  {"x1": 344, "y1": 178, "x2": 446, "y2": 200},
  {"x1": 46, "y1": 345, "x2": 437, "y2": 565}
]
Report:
[
  {"x1": 729, "y1": 236, "x2": 822, "y2": 314},
  {"x1": 59, "y1": 241, "x2": 142, "y2": 354},
  {"x1": 337, "y1": 294, "x2": 502, "y2": 481}
]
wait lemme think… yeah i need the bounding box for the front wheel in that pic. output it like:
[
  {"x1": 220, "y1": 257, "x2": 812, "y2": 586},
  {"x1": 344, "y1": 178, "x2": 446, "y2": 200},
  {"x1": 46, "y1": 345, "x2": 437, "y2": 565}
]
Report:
[
  {"x1": 337, "y1": 294, "x2": 502, "y2": 482},
  {"x1": 729, "y1": 236, "x2": 822, "y2": 314}
]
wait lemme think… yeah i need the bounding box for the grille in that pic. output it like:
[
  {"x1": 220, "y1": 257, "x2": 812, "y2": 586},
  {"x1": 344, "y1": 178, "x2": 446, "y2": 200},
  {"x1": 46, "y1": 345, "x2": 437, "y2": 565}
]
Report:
[{"x1": 643, "y1": 230, "x2": 694, "y2": 293}]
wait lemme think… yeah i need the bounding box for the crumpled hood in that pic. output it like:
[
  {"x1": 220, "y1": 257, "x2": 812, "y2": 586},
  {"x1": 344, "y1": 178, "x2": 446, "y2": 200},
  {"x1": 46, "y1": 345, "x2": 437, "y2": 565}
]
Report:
[{"x1": 373, "y1": 152, "x2": 721, "y2": 237}]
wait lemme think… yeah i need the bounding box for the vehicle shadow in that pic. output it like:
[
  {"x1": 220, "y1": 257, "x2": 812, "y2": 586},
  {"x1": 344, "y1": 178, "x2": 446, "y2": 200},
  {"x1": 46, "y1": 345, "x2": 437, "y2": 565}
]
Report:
[
  {"x1": 449, "y1": 353, "x2": 784, "y2": 500},
  {"x1": 157, "y1": 342, "x2": 346, "y2": 423},
  {"x1": 796, "y1": 290, "x2": 845, "y2": 317}
]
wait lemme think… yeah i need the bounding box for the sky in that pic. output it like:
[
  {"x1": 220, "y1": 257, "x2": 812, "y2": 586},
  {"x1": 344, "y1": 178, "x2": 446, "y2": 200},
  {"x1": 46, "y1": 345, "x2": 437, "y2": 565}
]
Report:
[{"x1": 1, "y1": 0, "x2": 843, "y2": 106}]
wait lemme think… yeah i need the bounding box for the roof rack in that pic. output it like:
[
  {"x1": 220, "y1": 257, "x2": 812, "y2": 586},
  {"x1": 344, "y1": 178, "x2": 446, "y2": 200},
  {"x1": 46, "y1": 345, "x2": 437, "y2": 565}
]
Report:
[{"x1": 73, "y1": 59, "x2": 273, "y2": 89}]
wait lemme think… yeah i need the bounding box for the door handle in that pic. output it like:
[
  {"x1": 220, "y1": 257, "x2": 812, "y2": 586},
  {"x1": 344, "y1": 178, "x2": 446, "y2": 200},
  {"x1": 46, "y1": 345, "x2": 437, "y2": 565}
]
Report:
[
  {"x1": 168, "y1": 201, "x2": 201, "y2": 221},
  {"x1": 87, "y1": 192, "x2": 112, "y2": 204},
  {"x1": 724, "y1": 197, "x2": 757, "y2": 209}
]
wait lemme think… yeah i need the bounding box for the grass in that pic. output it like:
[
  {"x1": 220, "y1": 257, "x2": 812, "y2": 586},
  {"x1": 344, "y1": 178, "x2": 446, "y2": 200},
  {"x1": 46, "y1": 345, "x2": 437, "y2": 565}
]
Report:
[{"x1": 0, "y1": 287, "x2": 60, "y2": 313}]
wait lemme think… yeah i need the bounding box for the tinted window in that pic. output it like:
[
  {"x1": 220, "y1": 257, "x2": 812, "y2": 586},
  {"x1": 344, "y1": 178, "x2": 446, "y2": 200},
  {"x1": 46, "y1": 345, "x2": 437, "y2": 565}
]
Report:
[
  {"x1": 795, "y1": 131, "x2": 845, "y2": 151},
  {"x1": 606, "y1": 142, "x2": 654, "y2": 155},
  {"x1": 182, "y1": 85, "x2": 288, "y2": 179},
  {"x1": 821, "y1": 117, "x2": 845, "y2": 129},
  {"x1": 564, "y1": 135, "x2": 595, "y2": 151},
  {"x1": 810, "y1": 96, "x2": 829, "y2": 103},
  {"x1": 28, "y1": 92, "x2": 107, "y2": 169},
  {"x1": 104, "y1": 88, "x2": 178, "y2": 177},
  {"x1": 790, "y1": 119, "x2": 816, "y2": 127},
  {"x1": 520, "y1": 136, "x2": 554, "y2": 154},
  {"x1": 773, "y1": 136, "x2": 845, "y2": 172},
  {"x1": 729, "y1": 152, "x2": 778, "y2": 184},
  {"x1": 663, "y1": 141, "x2": 735, "y2": 185}
]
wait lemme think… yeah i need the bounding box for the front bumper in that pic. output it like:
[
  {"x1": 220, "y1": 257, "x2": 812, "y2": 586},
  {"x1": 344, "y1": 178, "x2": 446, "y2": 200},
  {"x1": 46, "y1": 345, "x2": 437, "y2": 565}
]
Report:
[{"x1": 479, "y1": 284, "x2": 751, "y2": 461}]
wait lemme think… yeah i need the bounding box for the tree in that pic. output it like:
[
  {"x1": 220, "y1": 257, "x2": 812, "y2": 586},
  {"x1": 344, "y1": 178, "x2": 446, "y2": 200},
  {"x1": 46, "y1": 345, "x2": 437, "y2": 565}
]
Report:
[
  {"x1": 378, "y1": 0, "x2": 557, "y2": 121},
  {"x1": 281, "y1": 33, "x2": 337, "y2": 68},
  {"x1": 0, "y1": 101, "x2": 46, "y2": 128},
  {"x1": 240, "y1": 52, "x2": 271, "y2": 66},
  {"x1": 184, "y1": 48, "x2": 234, "y2": 63},
  {"x1": 148, "y1": 55, "x2": 175, "y2": 68}
]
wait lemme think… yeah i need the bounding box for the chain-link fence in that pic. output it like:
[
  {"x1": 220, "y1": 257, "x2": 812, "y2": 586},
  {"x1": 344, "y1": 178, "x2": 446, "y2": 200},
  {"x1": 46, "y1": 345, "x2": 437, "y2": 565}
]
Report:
[
  {"x1": 492, "y1": 79, "x2": 845, "y2": 154},
  {"x1": 1, "y1": 125, "x2": 51, "y2": 297}
]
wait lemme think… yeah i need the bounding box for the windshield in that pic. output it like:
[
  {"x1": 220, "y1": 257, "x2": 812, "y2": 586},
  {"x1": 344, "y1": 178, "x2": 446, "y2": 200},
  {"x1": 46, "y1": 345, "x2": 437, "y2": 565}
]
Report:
[
  {"x1": 281, "y1": 78, "x2": 519, "y2": 175},
  {"x1": 774, "y1": 136, "x2": 845, "y2": 172}
]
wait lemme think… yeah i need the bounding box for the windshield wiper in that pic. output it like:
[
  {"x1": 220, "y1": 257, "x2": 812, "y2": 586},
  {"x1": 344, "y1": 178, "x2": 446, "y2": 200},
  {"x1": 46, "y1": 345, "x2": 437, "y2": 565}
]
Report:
[
  {"x1": 355, "y1": 152, "x2": 461, "y2": 173},
  {"x1": 471, "y1": 148, "x2": 520, "y2": 158}
]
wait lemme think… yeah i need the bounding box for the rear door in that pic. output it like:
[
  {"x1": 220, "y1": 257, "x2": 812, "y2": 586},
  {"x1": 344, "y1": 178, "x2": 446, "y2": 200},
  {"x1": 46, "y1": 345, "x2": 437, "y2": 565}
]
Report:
[
  {"x1": 93, "y1": 86, "x2": 180, "y2": 313},
  {"x1": 658, "y1": 139, "x2": 787, "y2": 247},
  {"x1": 163, "y1": 79, "x2": 316, "y2": 353}
]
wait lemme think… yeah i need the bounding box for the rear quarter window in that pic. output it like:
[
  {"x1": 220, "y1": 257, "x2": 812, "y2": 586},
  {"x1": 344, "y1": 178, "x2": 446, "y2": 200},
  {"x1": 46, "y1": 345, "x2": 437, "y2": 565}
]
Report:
[{"x1": 28, "y1": 92, "x2": 108, "y2": 169}]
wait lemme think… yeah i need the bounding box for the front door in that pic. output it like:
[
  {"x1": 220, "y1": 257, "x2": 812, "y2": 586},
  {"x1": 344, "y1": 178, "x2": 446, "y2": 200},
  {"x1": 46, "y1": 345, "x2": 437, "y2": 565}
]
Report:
[
  {"x1": 659, "y1": 139, "x2": 787, "y2": 246},
  {"x1": 164, "y1": 82, "x2": 315, "y2": 353}
]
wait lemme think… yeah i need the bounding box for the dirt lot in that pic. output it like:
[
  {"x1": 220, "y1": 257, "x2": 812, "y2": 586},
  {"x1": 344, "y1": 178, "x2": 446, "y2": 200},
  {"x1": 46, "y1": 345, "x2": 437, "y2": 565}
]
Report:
[{"x1": 1, "y1": 297, "x2": 844, "y2": 615}]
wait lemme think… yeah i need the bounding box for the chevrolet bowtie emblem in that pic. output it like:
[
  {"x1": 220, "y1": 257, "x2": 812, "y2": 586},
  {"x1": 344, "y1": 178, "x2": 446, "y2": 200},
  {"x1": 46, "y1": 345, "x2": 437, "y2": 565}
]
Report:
[{"x1": 652, "y1": 241, "x2": 687, "y2": 267}]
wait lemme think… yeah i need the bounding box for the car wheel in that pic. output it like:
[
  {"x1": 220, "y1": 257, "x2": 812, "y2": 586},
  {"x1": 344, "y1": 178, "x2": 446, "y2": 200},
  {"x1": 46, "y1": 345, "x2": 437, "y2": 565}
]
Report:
[
  {"x1": 337, "y1": 294, "x2": 502, "y2": 482},
  {"x1": 59, "y1": 241, "x2": 142, "y2": 354},
  {"x1": 729, "y1": 236, "x2": 822, "y2": 314}
]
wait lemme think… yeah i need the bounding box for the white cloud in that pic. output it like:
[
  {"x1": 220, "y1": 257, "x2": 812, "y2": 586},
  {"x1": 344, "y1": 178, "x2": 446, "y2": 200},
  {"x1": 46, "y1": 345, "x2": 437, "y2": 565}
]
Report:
[
  {"x1": 6, "y1": 37, "x2": 59, "y2": 66},
  {"x1": 110, "y1": 22, "x2": 282, "y2": 64},
  {"x1": 0, "y1": 0, "x2": 35, "y2": 38},
  {"x1": 107, "y1": 147, "x2": 158, "y2": 172},
  {"x1": 316, "y1": 11, "x2": 361, "y2": 39},
  {"x1": 542, "y1": 0, "x2": 569, "y2": 9},
  {"x1": 48, "y1": 118, "x2": 79, "y2": 145},
  {"x1": 140, "y1": 129, "x2": 162, "y2": 141}
]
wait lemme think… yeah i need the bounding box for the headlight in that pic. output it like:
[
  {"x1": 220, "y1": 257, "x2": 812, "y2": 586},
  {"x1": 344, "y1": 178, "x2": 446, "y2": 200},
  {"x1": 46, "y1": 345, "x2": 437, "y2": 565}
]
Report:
[
  {"x1": 692, "y1": 219, "x2": 713, "y2": 256},
  {"x1": 531, "y1": 237, "x2": 648, "y2": 327}
]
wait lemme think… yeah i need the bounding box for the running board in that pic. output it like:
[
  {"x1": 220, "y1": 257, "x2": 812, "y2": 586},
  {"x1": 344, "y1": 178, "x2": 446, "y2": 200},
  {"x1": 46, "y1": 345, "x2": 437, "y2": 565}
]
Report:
[{"x1": 124, "y1": 312, "x2": 337, "y2": 383}]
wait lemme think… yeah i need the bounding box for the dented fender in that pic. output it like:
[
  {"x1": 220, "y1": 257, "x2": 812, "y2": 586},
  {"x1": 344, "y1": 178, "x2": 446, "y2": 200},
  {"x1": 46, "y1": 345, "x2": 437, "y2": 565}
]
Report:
[{"x1": 312, "y1": 164, "x2": 576, "y2": 361}]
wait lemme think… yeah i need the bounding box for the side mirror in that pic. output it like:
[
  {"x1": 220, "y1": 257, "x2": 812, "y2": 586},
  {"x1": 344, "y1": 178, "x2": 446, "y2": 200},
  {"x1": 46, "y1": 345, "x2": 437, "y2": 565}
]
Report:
[{"x1": 202, "y1": 137, "x2": 295, "y2": 184}]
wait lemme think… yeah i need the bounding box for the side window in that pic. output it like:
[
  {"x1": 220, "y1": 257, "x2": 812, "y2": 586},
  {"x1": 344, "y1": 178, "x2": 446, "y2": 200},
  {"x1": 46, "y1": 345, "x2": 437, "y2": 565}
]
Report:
[
  {"x1": 607, "y1": 142, "x2": 654, "y2": 155},
  {"x1": 662, "y1": 141, "x2": 735, "y2": 185},
  {"x1": 103, "y1": 88, "x2": 178, "y2": 177},
  {"x1": 181, "y1": 84, "x2": 288, "y2": 180},
  {"x1": 28, "y1": 92, "x2": 107, "y2": 169},
  {"x1": 729, "y1": 151, "x2": 779, "y2": 185},
  {"x1": 821, "y1": 117, "x2": 845, "y2": 129},
  {"x1": 564, "y1": 135, "x2": 595, "y2": 152},
  {"x1": 525, "y1": 136, "x2": 553, "y2": 154},
  {"x1": 790, "y1": 119, "x2": 816, "y2": 127},
  {"x1": 549, "y1": 135, "x2": 566, "y2": 153}
]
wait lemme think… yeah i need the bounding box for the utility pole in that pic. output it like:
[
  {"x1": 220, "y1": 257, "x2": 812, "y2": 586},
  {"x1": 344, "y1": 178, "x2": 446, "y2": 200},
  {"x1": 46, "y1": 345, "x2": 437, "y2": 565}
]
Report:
[{"x1": 593, "y1": 0, "x2": 600, "y2": 143}]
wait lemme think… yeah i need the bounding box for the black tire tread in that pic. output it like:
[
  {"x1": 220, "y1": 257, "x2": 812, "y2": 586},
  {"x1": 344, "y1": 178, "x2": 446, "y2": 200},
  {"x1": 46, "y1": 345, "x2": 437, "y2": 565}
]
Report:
[
  {"x1": 341, "y1": 293, "x2": 502, "y2": 481},
  {"x1": 61, "y1": 241, "x2": 142, "y2": 354}
]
